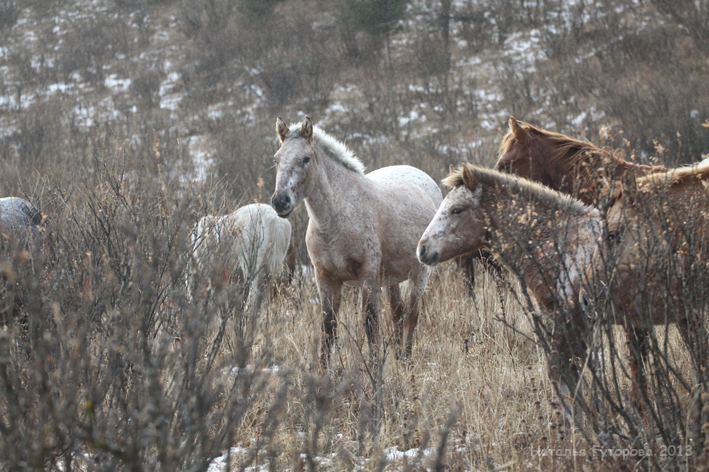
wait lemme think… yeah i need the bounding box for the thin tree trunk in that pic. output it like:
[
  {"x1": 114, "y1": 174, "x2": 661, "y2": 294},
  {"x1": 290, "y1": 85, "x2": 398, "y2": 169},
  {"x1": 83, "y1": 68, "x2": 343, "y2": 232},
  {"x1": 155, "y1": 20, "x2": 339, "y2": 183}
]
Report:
[
  {"x1": 385, "y1": 31, "x2": 392, "y2": 70},
  {"x1": 440, "y1": 0, "x2": 451, "y2": 110},
  {"x1": 440, "y1": 0, "x2": 451, "y2": 73}
]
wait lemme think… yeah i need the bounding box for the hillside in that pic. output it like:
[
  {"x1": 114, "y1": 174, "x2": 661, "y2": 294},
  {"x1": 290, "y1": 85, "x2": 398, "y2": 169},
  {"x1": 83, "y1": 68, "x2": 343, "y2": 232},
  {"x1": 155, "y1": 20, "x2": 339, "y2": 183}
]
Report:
[
  {"x1": 2, "y1": 1, "x2": 707, "y2": 193},
  {"x1": 0, "y1": 1, "x2": 708, "y2": 470}
]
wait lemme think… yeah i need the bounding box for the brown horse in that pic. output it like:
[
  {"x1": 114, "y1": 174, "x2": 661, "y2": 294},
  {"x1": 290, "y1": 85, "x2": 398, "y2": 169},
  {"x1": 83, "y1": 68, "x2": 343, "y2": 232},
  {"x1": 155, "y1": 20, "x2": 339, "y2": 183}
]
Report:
[
  {"x1": 494, "y1": 116, "x2": 670, "y2": 408},
  {"x1": 495, "y1": 116, "x2": 666, "y2": 206},
  {"x1": 459, "y1": 116, "x2": 664, "y2": 300},
  {"x1": 587, "y1": 161, "x2": 709, "y2": 321},
  {"x1": 418, "y1": 164, "x2": 602, "y2": 410},
  {"x1": 582, "y1": 162, "x2": 709, "y2": 407}
]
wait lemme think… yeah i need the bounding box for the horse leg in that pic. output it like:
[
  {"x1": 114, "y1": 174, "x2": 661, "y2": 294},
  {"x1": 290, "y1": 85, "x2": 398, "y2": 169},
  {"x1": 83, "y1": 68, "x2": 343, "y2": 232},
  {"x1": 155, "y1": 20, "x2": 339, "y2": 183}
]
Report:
[
  {"x1": 400, "y1": 267, "x2": 431, "y2": 360},
  {"x1": 455, "y1": 254, "x2": 476, "y2": 297},
  {"x1": 316, "y1": 271, "x2": 342, "y2": 369},
  {"x1": 284, "y1": 236, "x2": 297, "y2": 287},
  {"x1": 626, "y1": 325, "x2": 650, "y2": 411},
  {"x1": 251, "y1": 270, "x2": 269, "y2": 316},
  {"x1": 485, "y1": 251, "x2": 507, "y2": 317},
  {"x1": 548, "y1": 315, "x2": 588, "y2": 426},
  {"x1": 388, "y1": 284, "x2": 404, "y2": 349},
  {"x1": 237, "y1": 275, "x2": 262, "y2": 340},
  {"x1": 362, "y1": 277, "x2": 381, "y2": 360}
]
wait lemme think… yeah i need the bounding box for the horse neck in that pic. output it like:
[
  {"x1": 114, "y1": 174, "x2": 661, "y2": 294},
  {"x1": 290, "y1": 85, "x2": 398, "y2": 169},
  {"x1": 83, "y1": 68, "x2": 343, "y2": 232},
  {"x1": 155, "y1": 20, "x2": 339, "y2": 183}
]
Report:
[
  {"x1": 484, "y1": 182, "x2": 601, "y2": 307},
  {"x1": 304, "y1": 150, "x2": 366, "y2": 229},
  {"x1": 559, "y1": 149, "x2": 632, "y2": 205},
  {"x1": 561, "y1": 168, "x2": 598, "y2": 206}
]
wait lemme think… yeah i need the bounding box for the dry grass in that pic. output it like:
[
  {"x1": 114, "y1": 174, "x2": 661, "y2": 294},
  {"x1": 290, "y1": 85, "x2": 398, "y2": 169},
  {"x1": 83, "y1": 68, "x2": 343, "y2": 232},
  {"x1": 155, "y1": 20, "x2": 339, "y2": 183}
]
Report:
[
  {"x1": 196, "y1": 266, "x2": 553, "y2": 472},
  {"x1": 190, "y1": 261, "x2": 703, "y2": 472},
  {"x1": 0, "y1": 135, "x2": 702, "y2": 471}
]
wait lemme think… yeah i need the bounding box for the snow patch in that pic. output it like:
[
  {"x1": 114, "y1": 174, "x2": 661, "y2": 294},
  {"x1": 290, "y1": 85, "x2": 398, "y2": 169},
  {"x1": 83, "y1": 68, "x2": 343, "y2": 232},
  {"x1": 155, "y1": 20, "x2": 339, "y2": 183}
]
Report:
[
  {"x1": 384, "y1": 446, "x2": 434, "y2": 462},
  {"x1": 104, "y1": 74, "x2": 131, "y2": 92},
  {"x1": 188, "y1": 135, "x2": 215, "y2": 182},
  {"x1": 207, "y1": 447, "x2": 250, "y2": 472}
]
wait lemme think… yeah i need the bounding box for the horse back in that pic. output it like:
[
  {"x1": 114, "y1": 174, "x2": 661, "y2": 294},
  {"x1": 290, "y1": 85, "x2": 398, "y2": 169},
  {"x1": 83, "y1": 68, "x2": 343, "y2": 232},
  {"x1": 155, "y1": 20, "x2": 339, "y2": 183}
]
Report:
[
  {"x1": 192, "y1": 204, "x2": 291, "y2": 279},
  {"x1": 366, "y1": 165, "x2": 442, "y2": 208}
]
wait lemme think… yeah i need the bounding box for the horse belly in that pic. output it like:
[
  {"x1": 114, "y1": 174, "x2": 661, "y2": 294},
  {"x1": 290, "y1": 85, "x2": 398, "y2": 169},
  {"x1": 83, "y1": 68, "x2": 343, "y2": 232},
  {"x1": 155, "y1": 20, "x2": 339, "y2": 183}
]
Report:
[
  {"x1": 380, "y1": 242, "x2": 423, "y2": 282},
  {"x1": 614, "y1": 254, "x2": 688, "y2": 327},
  {"x1": 379, "y1": 199, "x2": 438, "y2": 280},
  {"x1": 311, "y1": 235, "x2": 412, "y2": 286}
]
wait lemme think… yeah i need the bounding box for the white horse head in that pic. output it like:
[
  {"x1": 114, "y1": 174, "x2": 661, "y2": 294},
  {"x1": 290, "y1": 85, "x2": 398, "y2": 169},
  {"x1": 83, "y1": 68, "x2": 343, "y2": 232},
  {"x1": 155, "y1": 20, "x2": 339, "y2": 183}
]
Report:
[
  {"x1": 418, "y1": 167, "x2": 484, "y2": 266},
  {"x1": 271, "y1": 117, "x2": 365, "y2": 217}
]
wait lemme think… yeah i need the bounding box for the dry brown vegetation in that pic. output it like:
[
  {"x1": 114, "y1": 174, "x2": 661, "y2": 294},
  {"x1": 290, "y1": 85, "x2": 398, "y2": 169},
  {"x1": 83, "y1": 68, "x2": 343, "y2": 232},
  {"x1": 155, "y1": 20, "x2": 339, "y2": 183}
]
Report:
[
  {"x1": 0, "y1": 130, "x2": 704, "y2": 471},
  {"x1": 0, "y1": 0, "x2": 708, "y2": 470},
  {"x1": 0, "y1": 139, "x2": 557, "y2": 471}
]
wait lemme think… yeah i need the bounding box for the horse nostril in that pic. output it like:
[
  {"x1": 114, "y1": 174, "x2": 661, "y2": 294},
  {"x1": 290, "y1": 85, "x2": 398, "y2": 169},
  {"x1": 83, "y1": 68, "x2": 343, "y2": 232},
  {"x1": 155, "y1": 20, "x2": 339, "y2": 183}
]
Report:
[
  {"x1": 419, "y1": 244, "x2": 427, "y2": 258},
  {"x1": 271, "y1": 194, "x2": 290, "y2": 209}
]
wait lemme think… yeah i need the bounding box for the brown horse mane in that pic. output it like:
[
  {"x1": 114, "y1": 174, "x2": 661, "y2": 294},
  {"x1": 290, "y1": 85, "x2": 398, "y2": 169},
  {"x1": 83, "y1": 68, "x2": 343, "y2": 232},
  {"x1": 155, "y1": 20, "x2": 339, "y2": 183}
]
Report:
[
  {"x1": 498, "y1": 120, "x2": 666, "y2": 182},
  {"x1": 498, "y1": 120, "x2": 611, "y2": 166},
  {"x1": 443, "y1": 163, "x2": 593, "y2": 215}
]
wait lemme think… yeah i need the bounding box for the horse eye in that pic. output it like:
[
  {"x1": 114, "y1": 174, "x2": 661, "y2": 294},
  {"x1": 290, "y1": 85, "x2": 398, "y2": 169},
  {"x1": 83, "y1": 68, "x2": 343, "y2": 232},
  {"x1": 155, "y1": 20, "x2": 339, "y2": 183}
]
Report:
[
  {"x1": 451, "y1": 208, "x2": 463, "y2": 215},
  {"x1": 499, "y1": 162, "x2": 510, "y2": 172},
  {"x1": 303, "y1": 156, "x2": 311, "y2": 164},
  {"x1": 607, "y1": 230, "x2": 620, "y2": 244},
  {"x1": 273, "y1": 156, "x2": 279, "y2": 165}
]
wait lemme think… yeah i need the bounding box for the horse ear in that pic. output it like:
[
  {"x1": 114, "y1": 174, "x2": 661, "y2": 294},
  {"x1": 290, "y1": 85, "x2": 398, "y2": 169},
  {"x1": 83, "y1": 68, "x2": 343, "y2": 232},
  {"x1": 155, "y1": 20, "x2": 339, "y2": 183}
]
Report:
[
  {"x1": 301, "y1": 116, "x2": 313, "y2": 142},
  {"x1": 449, "y1": 164, "x2": 455, "y2": 175},
  {"x1": 461, "y1": 165, "x2": 477, "y2": 188},
  {"x1": 509, "y1": 116, "x2": 527, "y2": 144},
  {"x1": 276, "y1": 117, "x2": 289, "y2": 143}
]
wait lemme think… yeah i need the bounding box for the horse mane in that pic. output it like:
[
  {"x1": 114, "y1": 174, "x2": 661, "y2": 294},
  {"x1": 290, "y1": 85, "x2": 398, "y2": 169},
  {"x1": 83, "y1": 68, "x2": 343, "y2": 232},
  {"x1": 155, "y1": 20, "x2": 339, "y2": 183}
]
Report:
[
  {"x1": 443, "y1": 163, "x2": 593, "y2": 215},
  {"x1": 287, "y1": 122, "x2": 366, "y2": 175},
  {"x1": 498, "y1": 120, "x2": 667, "y2": 198},
  {"x1": 497, "y1": 120, "x2": 612, "y2": 167},
  {"x1": 637, "y1": 160, "x2": 709, "y2": 190}
]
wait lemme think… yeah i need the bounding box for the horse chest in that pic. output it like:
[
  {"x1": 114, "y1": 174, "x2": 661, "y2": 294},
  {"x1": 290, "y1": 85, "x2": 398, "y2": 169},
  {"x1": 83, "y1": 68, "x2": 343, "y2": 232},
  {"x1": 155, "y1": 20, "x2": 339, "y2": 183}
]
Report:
[{"x1": 306, "y1": 226, "x2": 379, "y2": 282}]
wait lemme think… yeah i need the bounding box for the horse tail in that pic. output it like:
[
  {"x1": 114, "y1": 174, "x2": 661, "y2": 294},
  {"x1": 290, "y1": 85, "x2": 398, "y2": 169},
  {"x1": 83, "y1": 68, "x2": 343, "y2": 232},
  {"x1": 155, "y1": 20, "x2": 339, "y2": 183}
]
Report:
[
  {"x1": 262, "y1": 207, "x2": 292, "y2": 276},
  {"x1": 187, "y1": 215, "x2": 219, "y2": 297},
  {"x1": 231, "y1": 203, "x2": 290, "y2": 281},
  {"x1": 188, "y1": 204, "x2": 293, "y2": 305},
  {"x1": 230, "y1": 206, "x2": 262, "y2": 283},
  {"x1": 399, "y1": 279, "x2": 413, "y2": 301}
]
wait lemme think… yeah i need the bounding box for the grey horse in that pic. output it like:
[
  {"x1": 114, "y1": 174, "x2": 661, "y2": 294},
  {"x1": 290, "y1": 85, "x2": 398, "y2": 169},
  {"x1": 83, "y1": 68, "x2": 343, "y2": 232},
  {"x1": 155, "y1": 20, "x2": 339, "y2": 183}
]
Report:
[{"x1": 0, "y1": 197, "x2": 43, "y2": 250}]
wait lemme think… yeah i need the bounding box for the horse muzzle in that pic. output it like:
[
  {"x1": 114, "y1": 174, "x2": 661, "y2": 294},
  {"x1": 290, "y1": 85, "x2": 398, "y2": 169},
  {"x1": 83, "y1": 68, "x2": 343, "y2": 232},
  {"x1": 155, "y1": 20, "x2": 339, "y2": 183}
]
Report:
[
  {"x1": 417, "y1": 242, "x2": 440, "y2": 266},
  {"x1": 271, "y1": 192, "x2": 294, "y2": 218}
]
